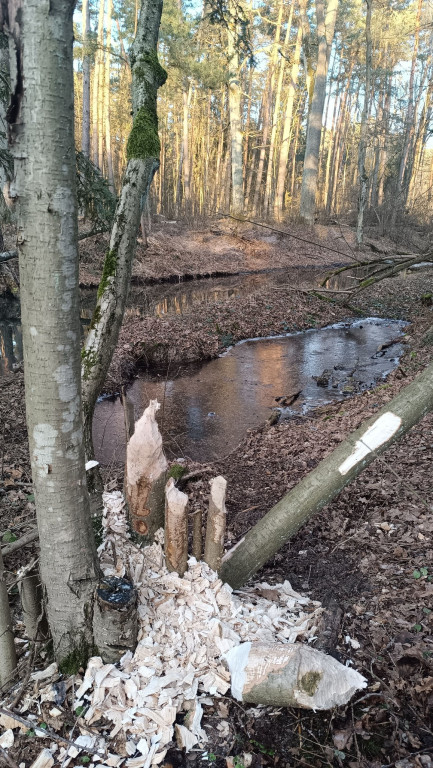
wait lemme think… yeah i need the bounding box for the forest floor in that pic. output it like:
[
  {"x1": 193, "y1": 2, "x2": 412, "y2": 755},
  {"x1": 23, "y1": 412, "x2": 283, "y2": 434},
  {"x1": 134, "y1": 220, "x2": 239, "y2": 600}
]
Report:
[{"x1": 1, "y1": 221, "x2": 433, "y2": 768}]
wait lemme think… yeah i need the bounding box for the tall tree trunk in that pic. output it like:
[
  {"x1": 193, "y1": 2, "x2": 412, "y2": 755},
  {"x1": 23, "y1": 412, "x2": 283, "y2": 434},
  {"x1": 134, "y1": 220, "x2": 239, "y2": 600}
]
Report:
[
  {"x1": 81, "y1": 0, "x2": 91, "y2": 157},
  {"x1": 377, "y1": 73, "x2": 392, "y2": 208},
  {"x1": 274, "y1": 20, "x2": 302, "y2": 220},
  {"x1": 92, "y1": 0, "x2": 105, "y2": 166},
  {"x1": 81, "y1": 0, "x2": 167, "y2": 491},
  {"x1": 220, "y1": 359, "x2": 433, "y2": 589},
  {"x1": 104, "y1": 0, "x2": 114, "y2": 189},
  {"x1": 227, "y1": 19, "x2": 244, "y2": 214},
  {"x1": 390, "y1": 0, "x2": 422, "y2": 229},
  {"x1": 252, "y1": 73, "x2": 272, "y2": 214},
  {"x1": 2, "y1": 0, "x2": 99, "y2": 661},
  {"x1": 182, "y1": 84, "x2": 192, "y2": 210},
  {"x1": 263, "y1": 0, "x2": 288, "y2": 216},
  {"x1": 356, "y1": 0, "x2": 372, "y2": 246},
  {"x1": 299, "y1": 0, "x2": 339, "y2": 225}
]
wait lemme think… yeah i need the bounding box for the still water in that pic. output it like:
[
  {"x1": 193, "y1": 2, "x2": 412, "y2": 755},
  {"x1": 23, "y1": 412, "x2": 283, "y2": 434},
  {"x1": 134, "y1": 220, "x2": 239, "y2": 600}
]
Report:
[{"x1": 93, "y1": 318, "x2": 406, "y2": 465}]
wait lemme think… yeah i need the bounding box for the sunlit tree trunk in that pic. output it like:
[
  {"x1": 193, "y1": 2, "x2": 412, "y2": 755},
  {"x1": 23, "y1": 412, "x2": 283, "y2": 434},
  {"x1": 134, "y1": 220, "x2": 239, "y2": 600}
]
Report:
[
  {"x1": 390, "y1": 0, "x2": 422, "y2": 229},
  {"x1": 104, "y1": 0, "x2": 114, "y2": 189},
  {"x1": 92, "y1": 0, "x2": 105, "y2": 166},
  {"x1": 274, "y1": 21, "x2": 302, "y2": 220},
  {"x1": 81, "y1": 0, "x2": 91, "y2": 157},
  {"x1": 227, "y1": 19, "x2": 244, "y2": 214},
  {"x1": 356, "y1": 0, "x2": 372, "y2": 246},
  {"x1": 263, "y1": 0, "x2": 288, "y2": 216},
  {"x1": 2, "y1": 0, "x2": 99, "y2": 661},
  {"x1": 299, "y1": 0, "x2": 338, "y2": 225}
]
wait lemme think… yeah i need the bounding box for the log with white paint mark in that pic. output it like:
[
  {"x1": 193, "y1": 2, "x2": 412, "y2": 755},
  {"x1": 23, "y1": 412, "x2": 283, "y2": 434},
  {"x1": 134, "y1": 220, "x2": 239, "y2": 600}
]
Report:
[
  {"x1": 224, "y1": 642, "x2": 367, "y2": 709},
  {"x1": 165, "y1": 478, "x2": 189, "y2": 576},
  {"x1": 204, "y1": 476, "x2": 227, "y2": 572},
  {"x1": 125, "y1": 400, "x2": 167, "y2": 542}
]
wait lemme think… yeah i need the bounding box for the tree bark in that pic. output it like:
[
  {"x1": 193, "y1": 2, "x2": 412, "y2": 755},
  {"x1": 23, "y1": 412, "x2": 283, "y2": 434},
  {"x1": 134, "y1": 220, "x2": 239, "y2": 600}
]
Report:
[
  {"x1": 274, "y1": 21, "x2": 303, "y2": 220},
  {"x1": 0, "y1": 548, "x2": 16, "y2": 687},
  {"x1": 81, "y1": 0, "x2": 91, "y2": 158},
  {"x1": 299, "y1": 0, "x2": 338, "y2": 225},
  {"x1": 356, "y1": 0, "x2": 372, "y2": 246},
  {"x1": 104, "y1": 0, "x2": 114, "y2": 189},
  {"x1": 220, "y1": 359, "x2": 433, "y2": 589},
  {"x1": 2, "y1": 0, "x2": 99, "y2": 661},
  {"x1": 92, "y1": 0, "x2": 105, "y2": 167},
  {"x1": 227, "y1": 17, "x2": 244, "y2": 215},
  {"x1": 81, "y1": 0, "x2": 167, "y2": 481}
]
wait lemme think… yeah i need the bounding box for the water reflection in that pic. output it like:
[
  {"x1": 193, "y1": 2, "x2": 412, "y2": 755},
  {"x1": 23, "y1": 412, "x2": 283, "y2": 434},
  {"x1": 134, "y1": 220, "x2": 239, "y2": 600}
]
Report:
[{"x1": 93, "y1": 318, "x2": 406, "y2": 465}]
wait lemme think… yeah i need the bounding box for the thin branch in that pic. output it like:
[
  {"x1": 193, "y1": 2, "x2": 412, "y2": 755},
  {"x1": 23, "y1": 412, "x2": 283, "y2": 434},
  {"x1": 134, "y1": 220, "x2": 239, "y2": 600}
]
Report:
[
  {"x1": 0, "y1": 251, "x2": 17, "y2": 263},
  {"x1": 0, "y1": 707, "x2": 103, "y2": 756},
  {"x1": 1, "y1": 528, "x2": 39, "y2": 558}
]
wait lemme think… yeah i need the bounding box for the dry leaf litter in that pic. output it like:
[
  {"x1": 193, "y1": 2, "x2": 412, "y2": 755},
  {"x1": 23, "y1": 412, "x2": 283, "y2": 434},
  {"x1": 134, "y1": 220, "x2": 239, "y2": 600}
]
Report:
[{"x1": 71, "y1": 490, "x2": 323, "y2": 766}]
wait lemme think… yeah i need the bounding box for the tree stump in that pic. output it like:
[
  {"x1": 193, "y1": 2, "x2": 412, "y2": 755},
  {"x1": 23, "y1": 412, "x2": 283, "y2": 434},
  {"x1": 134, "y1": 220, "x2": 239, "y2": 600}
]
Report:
[{"x1": 93, "y1": 577, "x2": 138, "y2": 664}]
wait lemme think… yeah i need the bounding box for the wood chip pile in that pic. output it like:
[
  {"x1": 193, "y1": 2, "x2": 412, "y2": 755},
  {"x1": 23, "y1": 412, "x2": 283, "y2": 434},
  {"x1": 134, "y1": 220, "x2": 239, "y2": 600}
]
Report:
[{"x1": 73, "y1": 491, "x2": 323, "y2": 766}]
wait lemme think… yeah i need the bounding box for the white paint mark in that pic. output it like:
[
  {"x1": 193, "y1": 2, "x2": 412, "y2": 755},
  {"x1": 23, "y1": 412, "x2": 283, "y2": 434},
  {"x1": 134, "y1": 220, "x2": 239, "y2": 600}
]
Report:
[
  {"x1": 86, "y1": 460, "x2": 99, "y2": 471},
  {"x1": 223, "y1": 642, "x2": 251, "y2": 701},
  {"x1": 338, "y1": 412, "x2": 402, "y2": 476},
  {"x1": 30, "y1": 326, "x2": 38, "y2": 337}
]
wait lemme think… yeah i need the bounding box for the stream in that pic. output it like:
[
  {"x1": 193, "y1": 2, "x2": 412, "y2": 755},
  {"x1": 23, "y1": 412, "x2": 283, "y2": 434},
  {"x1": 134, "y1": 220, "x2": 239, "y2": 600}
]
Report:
[{"x1": 0, "y1": 273, "x2": 407, "y2": 464}]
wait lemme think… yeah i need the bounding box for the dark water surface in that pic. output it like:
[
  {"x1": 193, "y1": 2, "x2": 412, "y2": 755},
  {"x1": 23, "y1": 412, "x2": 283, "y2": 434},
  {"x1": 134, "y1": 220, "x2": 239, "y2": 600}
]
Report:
[{"x1": 93, "y1": 317, "x2": 407, "y2": 465}]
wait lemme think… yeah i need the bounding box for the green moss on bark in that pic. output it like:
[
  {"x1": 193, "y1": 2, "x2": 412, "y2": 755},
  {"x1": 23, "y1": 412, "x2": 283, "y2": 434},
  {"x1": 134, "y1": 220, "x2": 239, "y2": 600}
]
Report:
[
  {"x1": 126, "y1": 106, "x2": 160, "y2": 161},
  {"x1": 81, "y1": 348, "x2": 99, "y2": 381},
  {"x1": 97, "y1": 248, "x2": 118, "y2": 300}
]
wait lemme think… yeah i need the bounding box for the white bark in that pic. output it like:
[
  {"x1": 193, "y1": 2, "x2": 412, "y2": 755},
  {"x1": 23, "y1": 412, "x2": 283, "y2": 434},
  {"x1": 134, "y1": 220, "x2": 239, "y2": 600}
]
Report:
[{"x1": 2, "y1": 0, "x2": 99, "y2": 661}]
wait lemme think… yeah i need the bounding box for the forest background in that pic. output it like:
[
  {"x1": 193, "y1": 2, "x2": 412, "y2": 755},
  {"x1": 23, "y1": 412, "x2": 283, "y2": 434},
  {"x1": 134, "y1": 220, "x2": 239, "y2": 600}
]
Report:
[{"x1": 73, "y1": 0, "x2": 433, "y2": 236}]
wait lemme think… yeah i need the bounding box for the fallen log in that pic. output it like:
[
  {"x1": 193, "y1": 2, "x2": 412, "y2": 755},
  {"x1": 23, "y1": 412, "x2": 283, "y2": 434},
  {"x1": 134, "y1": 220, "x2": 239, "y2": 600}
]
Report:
[
  {"x1": 224, "y1": 642, "x2": 366, "y2": 709},
  {"x1": 220, "y1": 358, "x2": 433, "y2": 589}
]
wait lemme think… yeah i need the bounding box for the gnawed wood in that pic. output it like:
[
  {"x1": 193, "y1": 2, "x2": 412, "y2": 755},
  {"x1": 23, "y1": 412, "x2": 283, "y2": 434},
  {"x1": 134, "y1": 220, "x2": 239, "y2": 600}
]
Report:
[
  {"x1": 224, "y1": 642, "x2": 366, "y2": 709},
  {"x1": 204, "y1": 476, "x2": 227, "y2": 572},
  {"x1": 191, "y1": 509, "x2": 203, "y2": 561},
  {"x1": 164, "y1": 478, "x2": 188, "y2": 576},
  {"x1": 125, "y1": 400, "x2": 167, "y2": 543},
  {"x1": 93, "y1": 577, "x2": 138, "y2": 664}
]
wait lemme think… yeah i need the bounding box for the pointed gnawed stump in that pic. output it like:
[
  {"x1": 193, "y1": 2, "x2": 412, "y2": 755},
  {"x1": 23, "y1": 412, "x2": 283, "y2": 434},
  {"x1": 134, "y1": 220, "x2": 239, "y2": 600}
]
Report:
[{"x1": 125, "y1": 400, "x2": 167, "y2": 543}]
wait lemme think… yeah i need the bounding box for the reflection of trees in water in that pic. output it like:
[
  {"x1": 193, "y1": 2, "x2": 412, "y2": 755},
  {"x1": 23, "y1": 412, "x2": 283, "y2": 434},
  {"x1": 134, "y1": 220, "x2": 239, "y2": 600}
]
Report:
[{"x1": 0, "y1": 322, "x2": 22, "y2": 374}]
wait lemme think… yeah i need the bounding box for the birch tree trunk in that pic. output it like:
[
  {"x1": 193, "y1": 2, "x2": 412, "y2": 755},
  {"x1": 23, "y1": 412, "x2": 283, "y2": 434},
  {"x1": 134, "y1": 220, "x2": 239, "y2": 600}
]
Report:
[
  {"x1": 299, "y1": 0, "x2": 338, "y2": 225},
  {"x1": 81, "y1": 0, "x2": 91, "y2": 158},
  {"x1": 220, "y1": 359, "x2": 433, "y2": 589},
  {"x1": 81, "y1": 0, "x2": 167, "y2": 483},
  {"x1": 1, "y1": 0, "x2": 99, "y2": 661}
]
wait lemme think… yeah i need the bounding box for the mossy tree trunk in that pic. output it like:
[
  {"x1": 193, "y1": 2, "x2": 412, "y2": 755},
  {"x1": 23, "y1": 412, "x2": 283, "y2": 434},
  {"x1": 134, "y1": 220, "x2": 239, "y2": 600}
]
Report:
[
  {"x1": 81, "y1": 0, "x2": 167, "y2": 503},
  {"x1": 1, "y1": 0, "x2": 99, "y2": 662}
]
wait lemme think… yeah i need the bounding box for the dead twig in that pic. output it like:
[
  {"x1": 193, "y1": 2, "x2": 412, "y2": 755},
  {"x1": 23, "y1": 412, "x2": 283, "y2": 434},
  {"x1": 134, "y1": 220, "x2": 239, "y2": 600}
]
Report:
[
  {"x1": 0, "y1": 744, "x2": 19, "y2": 768},
  {"x1": 1, "y1": 528, "x2": 39, "y2": 558}
]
